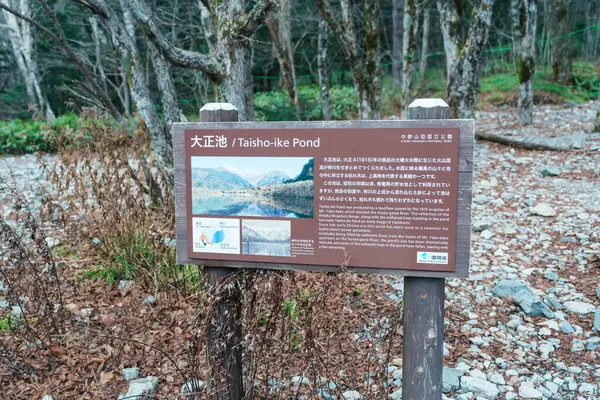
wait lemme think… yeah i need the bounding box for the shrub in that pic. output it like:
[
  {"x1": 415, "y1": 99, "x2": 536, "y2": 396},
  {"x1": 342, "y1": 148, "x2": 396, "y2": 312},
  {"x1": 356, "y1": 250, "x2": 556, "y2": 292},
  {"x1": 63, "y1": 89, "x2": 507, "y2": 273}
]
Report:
[
  {"x1": 254, "y1": 85, "x2": 357, "y2": 121},
  {"x1": 42, "y1": 112, "x2": 199, "y2": 293},
  {"x1": 0, "y1": 113, "x2": 80, "y2": 154}
]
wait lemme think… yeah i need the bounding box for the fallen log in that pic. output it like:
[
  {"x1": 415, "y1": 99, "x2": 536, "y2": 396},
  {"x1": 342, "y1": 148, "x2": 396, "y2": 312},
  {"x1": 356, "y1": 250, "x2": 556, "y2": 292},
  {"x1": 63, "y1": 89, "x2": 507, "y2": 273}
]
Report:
[{"x1": 475, "y1": 131, "x2": 574, "y2": 151}]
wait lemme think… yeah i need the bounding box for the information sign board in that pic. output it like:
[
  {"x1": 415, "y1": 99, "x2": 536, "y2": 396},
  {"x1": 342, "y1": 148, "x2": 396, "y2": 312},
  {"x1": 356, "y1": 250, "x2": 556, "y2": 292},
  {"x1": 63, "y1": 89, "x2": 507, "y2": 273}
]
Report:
[{"x1": 174, "y1": 120, "x2": 473, "y2": 277}]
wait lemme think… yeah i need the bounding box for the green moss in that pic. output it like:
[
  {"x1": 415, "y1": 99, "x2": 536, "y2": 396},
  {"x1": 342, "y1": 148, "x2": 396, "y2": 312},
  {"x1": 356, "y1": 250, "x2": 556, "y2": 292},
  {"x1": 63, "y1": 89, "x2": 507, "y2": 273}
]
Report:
[{"x1": 518, "y1": 58, "x2": 534, "y2": 84}]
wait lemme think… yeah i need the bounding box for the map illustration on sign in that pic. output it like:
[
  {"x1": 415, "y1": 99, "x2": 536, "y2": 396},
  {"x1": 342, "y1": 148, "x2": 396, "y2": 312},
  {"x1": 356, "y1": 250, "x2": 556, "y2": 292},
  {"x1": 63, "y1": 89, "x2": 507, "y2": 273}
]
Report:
[
  {"x1": 191, "y1": 156, "x2": 314, "y2": 218},
  {"x1": 192, "y1": 217, "x2": 240, "y2": 254}
]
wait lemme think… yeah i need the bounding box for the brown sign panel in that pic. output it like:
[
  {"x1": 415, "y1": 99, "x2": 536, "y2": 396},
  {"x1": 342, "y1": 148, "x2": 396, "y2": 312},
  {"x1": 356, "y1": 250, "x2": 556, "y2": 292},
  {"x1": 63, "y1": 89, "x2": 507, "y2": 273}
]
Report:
[{"x1": 174, "y1": 120, "x2": 474, "y2": 277}]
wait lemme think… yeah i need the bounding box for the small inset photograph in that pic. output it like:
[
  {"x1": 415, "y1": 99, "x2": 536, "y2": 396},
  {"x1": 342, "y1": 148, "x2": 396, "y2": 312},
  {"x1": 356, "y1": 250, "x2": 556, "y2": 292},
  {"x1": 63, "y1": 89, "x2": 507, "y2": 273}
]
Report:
[
  {"x1": 242, "y1": 219, "x2": 291, "y2": 257},
  {"x1": 191, "y1": 156, "x2": 314, "y2": 218},
  {"x1": 192, "y1": 217, "x2": 240, "y2": 254}
]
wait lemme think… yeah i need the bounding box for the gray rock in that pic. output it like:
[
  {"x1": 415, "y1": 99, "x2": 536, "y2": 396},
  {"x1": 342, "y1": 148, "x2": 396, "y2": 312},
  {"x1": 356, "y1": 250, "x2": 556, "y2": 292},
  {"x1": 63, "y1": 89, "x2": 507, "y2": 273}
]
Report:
[
  {"x1": 119, "y1": 280, "x2": 134, "y2": 292},
  {"x1": 480, "y1": 229, "x2": 494, "y2": 240},
  {"x1": 316, "y1": 389, "x2": 336, "y2": 399},
  {"x1": 519, "y1": 382, "x2": 543, "y2": 399},
  {"x1": 442, "y1": 367, "x2": 462, "y2": 393},
  {"x1": 0, "y1": 300, "x2": 8, "y2": 309},
  {"x1": 487, "y1": 372, "x2": 505, "y2": 385},
  {"x1": 45, "y1": 237, "x2": 60, "y2": 248},
  {"x1": 559, "y1": 237, "x2": 577, "y2": 243},
  {"x1": 124, "y1": 376, "x2": 159, "y2": 400},
  {"x1": 11, "y1": 305, "x2": 23, "y2": 319},
  {"x1": 579, "y1": 382, "x2": 597, "y2": 394},
  {"x1": 460, "y1": 377, "x2": 499, "y2": 398},
  {"x1": 587, "y1": 337, "x2": 600, "y2": 350},
  {"x1": 559, "y1": 321, "x2": 574, "y2": 334},
  {"x1": 291, "y1": 376, "x2": 310, "y2": 386},
  {"x1": 570, "y1": 339, "x2": 585, "y2": 352},
  {"x1": 540, "y1": 165, "x2": 561, "y2": 177},
  {"x1": 506, "y1": 316, "x2": 523, "y2": 329},
  {"x1": 491, "y1": 279, "x2": 528, "y2": 298},
  {"x1": 473, "y1": 195, "x2": 489, "y2": 204},
  {"x1": 341, "y1": 391, "x2": 362, "y2": 400},
  {"x1": 531, "y1": 204, "x2": 556, "y2": 217},
  {"x1": 564, "y1": 301, "x2": 595, "y2": 315},
  {"x1": 544, "y1": 271, "x2": 559, "y2": 281},
  {"x1": 594, "y1": 307, "x2": 600, "y2": 332},
  {"x1": 122, "y1": 367, "x2": 140, "y2": 381},
  {"x1": 545, "y1": 381, "x2": 559, "y2": 394},
  {"x1": 180, "y1": 379, "x2": 205, "y2": 396},
  {"x1": 512, "y1": 288, "x2": 555, "y2": 318},
  {"x1": 544, "y1": 296, "x2": 563, "y2": 310},
  {"x1": 539, "y1": 343, "x2": 555, "y2": 357},
  {"x1": 472, "y1": 220, "x2": 490, "y2": 232},
  {"x1": 143, "y1": 295, "x2": 157, "y2": 304}
]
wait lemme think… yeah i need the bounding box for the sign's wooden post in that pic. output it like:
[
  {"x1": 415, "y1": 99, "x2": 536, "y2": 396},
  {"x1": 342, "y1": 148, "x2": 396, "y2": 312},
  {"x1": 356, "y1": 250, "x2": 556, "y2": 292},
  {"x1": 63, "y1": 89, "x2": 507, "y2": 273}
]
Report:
[
  {"x1": 402, "y1": 98, "x2": 450, "y2": 400},
  {"x1": 199, "y1": 103, "x2": 244, "y2": 400}
]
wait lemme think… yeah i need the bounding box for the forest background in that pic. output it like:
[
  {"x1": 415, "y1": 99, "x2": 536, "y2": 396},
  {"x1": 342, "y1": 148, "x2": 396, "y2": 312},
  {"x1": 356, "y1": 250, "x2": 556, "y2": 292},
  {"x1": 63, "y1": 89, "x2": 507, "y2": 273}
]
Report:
[{"x1": 0, "y1": 0, "x2": 599, "y2": 170}]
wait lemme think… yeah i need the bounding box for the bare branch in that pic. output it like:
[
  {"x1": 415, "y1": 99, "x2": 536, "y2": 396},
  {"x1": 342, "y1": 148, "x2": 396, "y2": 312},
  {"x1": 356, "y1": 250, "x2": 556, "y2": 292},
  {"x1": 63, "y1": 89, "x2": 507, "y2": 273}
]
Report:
[
  {"x1": 123, "y1": 0, "x2": 224, "y2": 80},
  {"x1": 235, "y1": 0, "x2": 276, "y2": 40}
]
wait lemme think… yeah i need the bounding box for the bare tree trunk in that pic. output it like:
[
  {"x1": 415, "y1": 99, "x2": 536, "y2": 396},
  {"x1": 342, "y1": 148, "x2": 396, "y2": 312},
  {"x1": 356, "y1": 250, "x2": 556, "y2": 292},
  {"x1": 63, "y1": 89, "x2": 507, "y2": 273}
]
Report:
[
  {"x1": 151, "y1": 43, "x2": 185, "y2": 133},
  {"x1": 317, "y1": 0, "x2": 381, "y2": 119},
  {"x1": 418, "y1": 0, "x2": 430, "y2": 81},
  {"x1": 267, "y1": 0, "x2": 299, "y2": 114},
  {"x1": 362, "y1": 0, "x2": 382, "y2": 119},
  {"x1": 511, "y1": 0, "x2": 522, "y2": 70},
  {"x1": 120, "y1": 0, "x2": 135, "y2": 116},
  {"x1": 517, "y1": 0, "x2": 537, "y2": 125},
  {"x1": 584, "y1": 0, "x2": 595, "y2": 60},
  {"x1": 392, "y1": 0, "x2": 404, "y2": 87},
  {"x1": 317, "y1": 18, "x2": 331, "y2": 121},
  {"x1": 401, "y1": 0, "x2": 418, "y2": 115},
  {"x1": 437, "y1": 0, "x2": 495, "y2": 118},
  {"x1": 1, "y1": 0, "x2": 54, "y2": 119},
  {"x1": 550, "y1": 0, "x2": 572, "y2": 84}
]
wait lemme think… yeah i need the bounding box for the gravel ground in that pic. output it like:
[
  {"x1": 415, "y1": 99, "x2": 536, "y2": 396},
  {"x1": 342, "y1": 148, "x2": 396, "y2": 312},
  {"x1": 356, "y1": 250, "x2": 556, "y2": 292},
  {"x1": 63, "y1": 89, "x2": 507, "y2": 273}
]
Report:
[{"x1": 1, "y1": 103, "x2": 600, "y2": 399}]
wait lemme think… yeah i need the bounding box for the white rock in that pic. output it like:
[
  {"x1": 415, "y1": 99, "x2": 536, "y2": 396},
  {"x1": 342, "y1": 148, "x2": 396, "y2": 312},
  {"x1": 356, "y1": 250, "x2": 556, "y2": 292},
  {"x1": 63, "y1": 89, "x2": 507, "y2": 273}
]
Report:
[
  {"x1": 519, "y1": 382, "x2": 543, "y2": 398},
  {"x1": 564, "y1": 301, "x2": 595, "y2": 314},
  {"x1": 460, "y1": 377, "x2": 499, "y2": 399},
  {"x1": 488, "y1": 372, "x2": 505, "y2": 385},
  {"x1": 342, "y1": 390, "x2": 362, "y2": 400},
  {"x1": 122, "y1": 367, "x2": 140, "y2": 381},
  {"x1": 180, "y1": 379, "x2": 205, "y2": 395},
  {"x1": 531, "y1": 204, "x2": 556, "y2": 217}
]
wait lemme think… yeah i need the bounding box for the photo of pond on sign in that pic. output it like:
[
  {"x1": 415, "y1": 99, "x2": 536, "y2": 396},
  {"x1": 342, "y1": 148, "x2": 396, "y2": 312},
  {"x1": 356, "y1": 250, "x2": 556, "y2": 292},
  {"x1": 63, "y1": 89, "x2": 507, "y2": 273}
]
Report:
[{"x1": 191, "y1": 156, "x2": 315, "y2": 218}]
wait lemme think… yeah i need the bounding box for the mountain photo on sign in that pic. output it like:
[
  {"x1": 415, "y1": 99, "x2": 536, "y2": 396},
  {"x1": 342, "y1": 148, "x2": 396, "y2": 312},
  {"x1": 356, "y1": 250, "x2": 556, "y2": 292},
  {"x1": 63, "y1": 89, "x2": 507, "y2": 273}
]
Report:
[
  {"x1": 242, "y1": 219, "x2": 291, "y2": 256},
  {"x1": 191, "y1": 156, "x2": 314, "y2": 218}
]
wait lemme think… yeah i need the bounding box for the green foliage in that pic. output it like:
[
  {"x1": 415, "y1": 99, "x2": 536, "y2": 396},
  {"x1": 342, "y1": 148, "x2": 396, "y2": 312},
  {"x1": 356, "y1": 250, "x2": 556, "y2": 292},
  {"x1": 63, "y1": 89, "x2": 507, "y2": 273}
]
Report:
[
  {"x1": 0, "y1": 316, "x2": 10, "y2": 332},
  {"x1": 254, "y1": 86, "x2": 357, "y2": 121},
  {"x1": 284, "y1": 158, "x2": 314, "y2": 184},
  {"x1": 0, "y1": 113, "x2": 79, "y2": 155},
  {"x1": 478, "y1": 62, "x2": 598, "y2": 106},
  {"x1": 85, "y1": 234, "x2": 175, "y2": 286}
]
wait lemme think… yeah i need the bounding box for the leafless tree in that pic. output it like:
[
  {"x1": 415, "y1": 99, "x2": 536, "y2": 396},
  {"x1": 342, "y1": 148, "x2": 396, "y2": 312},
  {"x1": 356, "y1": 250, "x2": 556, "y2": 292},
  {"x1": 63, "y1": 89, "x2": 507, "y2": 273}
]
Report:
[
  {"x1": 0, "y1": 0, "x2": 54, "y2": 119},
  {"x1": 316, "y1": 0, "x2": 382, "y2": 119},
  {"x1": 317, "y1": 18, "x2": 331, "y2": 121},
  {"x1": 517, "y1": 0, "x2": 537, "y2": 124},
  {"x1": 267, "y1": 0, "x2": 300, "y2": 115},
  {"x1": 437, "y1": 0, "x2": 496, "y2": 118}
]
